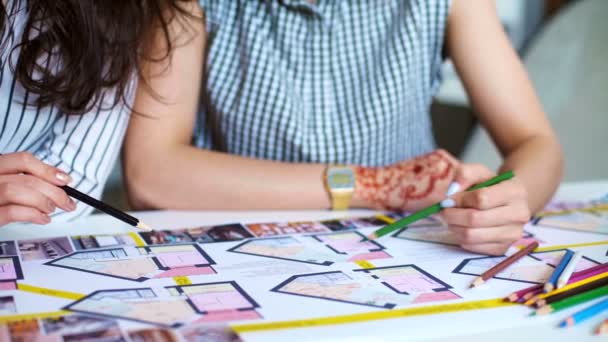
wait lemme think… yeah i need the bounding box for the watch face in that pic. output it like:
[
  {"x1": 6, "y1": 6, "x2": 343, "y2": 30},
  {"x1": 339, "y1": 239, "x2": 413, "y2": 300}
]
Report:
[{"x1": 328, "y1": 168, "x2": 355, "y2": 189}]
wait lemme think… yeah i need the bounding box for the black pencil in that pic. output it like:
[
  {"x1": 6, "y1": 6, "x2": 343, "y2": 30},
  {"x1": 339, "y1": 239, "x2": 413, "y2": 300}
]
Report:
[{"x1": 61, "y1": 185, "x2": 152, "y2": 231}]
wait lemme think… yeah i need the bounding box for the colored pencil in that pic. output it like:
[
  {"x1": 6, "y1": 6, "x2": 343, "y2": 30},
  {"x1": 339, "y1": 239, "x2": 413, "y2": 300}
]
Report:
[
  {"x1": 544, "y1": 250, "x2": 574, "y2": 293},
  {"x1": 507, "y1": 285, "x2": 541, "y2": 302},
  {"x1": 470, "y1": 241, "x2": 538, "y2": 288},
  {"x1": 366, "y1": 171, "x2": 515, "y2": 240},
  {"x1": 507, "y1": 284, "x2": 542, "y2": 302},
  {"x1": 556, "y1": 251, "x2": 582, "y2": 289},
  {"x1": 536, "y1": 280, "x2": 608, "y2": 315},
  {"x1": 535, "y1": 286, "x2": 608, "y2": 316},
  {"x1": 558, "y1": 298, "x2": 608, "y2": 328},
  {"x1": 524, "y1": 271, "x2": 608, "y2": 306},
  {"x1": 507, "y1": 263, "x2": 608, "y2": 302},
  {"x1": 61, "y1": 185, "x2": 152, "y2": 231},
  {"x1": 595, "y1": 319, "x2": 608, "y2": 335},
  {"x1": 535, "y1": 276, "x2": 608, "y2": 307}
]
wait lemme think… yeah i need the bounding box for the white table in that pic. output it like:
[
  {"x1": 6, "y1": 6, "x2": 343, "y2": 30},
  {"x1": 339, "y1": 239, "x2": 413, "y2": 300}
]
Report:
[{"x1": 1, "y1": 180, "x2": 607, "y2": 342}]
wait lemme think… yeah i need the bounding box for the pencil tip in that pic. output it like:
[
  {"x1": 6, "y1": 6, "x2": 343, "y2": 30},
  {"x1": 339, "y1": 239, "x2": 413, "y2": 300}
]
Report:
[
  {"x1": 470, "y1": 278, "x2": 483, "y2": 288},
  {"x1": 136, "y1": 222, "x2": 153, "y2": 231}
]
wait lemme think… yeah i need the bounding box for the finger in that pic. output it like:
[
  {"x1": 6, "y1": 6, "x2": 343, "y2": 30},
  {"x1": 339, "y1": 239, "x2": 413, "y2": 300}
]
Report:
[
  {"x1": 0, "y1": 205, "x2": 50, "y2": 226},
  {"x1": 448, "y1": 224, "x2": 524, "y2": 245},
  {"x1": 2, "y1": 175, "x2": 76, "y2": 211},
  {"x1": 453, "y1": 163, "x2": 496, "y2": 190},
  {"x1": 11, "y1": 175, "x2": 76, "y2": 211},
  {"x1": 434, "y1": 149, "x2": 459, "y2": 166},
  {"x1": 0, "y1": 152, "x2": 71, "y2": 185},
  {"x1": 441, "y1": 202, "x2": 530, "y2": 227},
  {"x1": 0, "y1": 182, "x2": 56, "y2": 214},
  {"x1": 461, "y1": 242, "x2": 513, "y2": 256},
  {"x1": 447, "y1": 179, "x2": 527, "y2": 210}
]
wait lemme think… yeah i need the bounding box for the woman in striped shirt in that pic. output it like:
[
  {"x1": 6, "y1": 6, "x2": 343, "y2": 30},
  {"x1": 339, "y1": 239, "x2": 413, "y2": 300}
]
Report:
[
  {"x1": 124, "y1": 0, "x2": 563, "y2": 255},
  {"x1": 0, "y1": 0, "x2": 197, "y2": 226}
]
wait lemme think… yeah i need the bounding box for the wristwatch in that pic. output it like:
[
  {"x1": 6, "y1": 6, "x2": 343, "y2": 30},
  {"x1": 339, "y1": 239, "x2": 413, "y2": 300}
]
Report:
[{"x1": 324, "y1": 165, "x2": 355, "y2": 210}]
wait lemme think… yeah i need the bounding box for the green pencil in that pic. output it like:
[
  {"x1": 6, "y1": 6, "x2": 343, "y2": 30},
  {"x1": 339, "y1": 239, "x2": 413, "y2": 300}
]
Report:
[
  {"x1": 535, "y1": 285, "x2": 608, "y2": 316},
  {"x1": 366, "y1": 170, "x2": 515, "y2": 240}
]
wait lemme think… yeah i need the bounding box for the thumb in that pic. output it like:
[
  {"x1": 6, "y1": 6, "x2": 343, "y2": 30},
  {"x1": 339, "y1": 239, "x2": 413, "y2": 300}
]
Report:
[{"x1": 440, "y1": 164, "x2": 496, "y2": 208}]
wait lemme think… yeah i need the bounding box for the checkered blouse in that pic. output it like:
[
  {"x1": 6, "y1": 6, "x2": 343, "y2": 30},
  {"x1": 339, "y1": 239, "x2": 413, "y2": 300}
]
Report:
[{"x1": 196, "y1": 0, "x2": 450, "y2": 166}]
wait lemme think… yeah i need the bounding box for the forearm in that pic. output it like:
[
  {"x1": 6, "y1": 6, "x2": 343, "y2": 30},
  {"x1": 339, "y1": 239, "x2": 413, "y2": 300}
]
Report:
[
  {"x1": 499, "y1": 135, "x2": 563, "y2": 213},
  {"x1": 126, "y1": 144, "x2": 331, "y2": 210},
  {"x1": 125, "y1": 145, "x2": 459, "y2": 211}
]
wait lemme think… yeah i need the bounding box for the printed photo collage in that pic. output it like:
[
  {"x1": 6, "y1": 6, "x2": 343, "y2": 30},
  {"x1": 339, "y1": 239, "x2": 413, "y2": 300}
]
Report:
[
  {"x1": 0, "y1": 314, "x2": 241, "y2": 342},
  {"x1": 128, "y1": 214, "x2": 405, "y2": 248}
]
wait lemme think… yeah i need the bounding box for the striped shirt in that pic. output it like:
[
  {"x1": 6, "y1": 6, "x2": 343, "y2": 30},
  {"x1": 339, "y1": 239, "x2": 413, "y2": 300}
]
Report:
[
  {"x1": 0, "y1": 2, "x2": 131, "y2": 222},
  {"x1": 196, "y1": 0, "x2": 450, "y2": 166}
]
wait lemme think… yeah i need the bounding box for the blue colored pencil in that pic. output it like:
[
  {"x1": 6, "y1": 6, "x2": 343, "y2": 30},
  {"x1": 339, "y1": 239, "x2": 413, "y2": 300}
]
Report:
[
  {"x1": 558, "y1": 298, "x2": 608, "y2": 328},
  {"x1": 544, "y1": 250, "x2": 574, "y2": 293}
]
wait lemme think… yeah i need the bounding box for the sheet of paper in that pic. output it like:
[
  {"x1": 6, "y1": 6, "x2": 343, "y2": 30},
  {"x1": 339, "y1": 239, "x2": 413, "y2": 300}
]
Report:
[{"x1": 0, "y1": 182, "x2": 606, "y2": 341}]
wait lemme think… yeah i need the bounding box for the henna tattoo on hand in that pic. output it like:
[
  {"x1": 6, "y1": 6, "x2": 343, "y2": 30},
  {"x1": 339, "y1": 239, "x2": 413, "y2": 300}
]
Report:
[{"x1": 354, "y1": 150, "x2": 457, "y2": 211}]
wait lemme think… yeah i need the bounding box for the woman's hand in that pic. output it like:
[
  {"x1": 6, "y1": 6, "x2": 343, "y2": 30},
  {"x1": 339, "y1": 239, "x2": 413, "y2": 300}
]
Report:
[
  {"x1": 0, "y1": 152, "x2": 76, "y2": 226},
  {"x1": 440, "y1": 164, "x2": 530, "y2": 256},
  {"x1": 353, "y1": 149, "x2": 459, "y2": 212}
]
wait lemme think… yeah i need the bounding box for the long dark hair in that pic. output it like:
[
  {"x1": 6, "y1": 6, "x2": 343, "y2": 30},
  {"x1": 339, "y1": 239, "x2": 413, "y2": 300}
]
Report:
[{"x1": 0, "y1": 0, "x2": 196, "y2": 115}]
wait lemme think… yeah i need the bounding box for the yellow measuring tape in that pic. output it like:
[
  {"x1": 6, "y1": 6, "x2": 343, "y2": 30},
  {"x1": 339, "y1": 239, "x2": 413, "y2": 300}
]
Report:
[
  {"x1": 128, "y1": 232, "x2": 147, "y2": 247},
  {"x1": 535, "y1": 204, "x2": 608, "y2": 218},
  {"x1": 173, "y1": 276, "x2": 193, "y2": 285},
  {"x1": 376, "y1": 214, "x2": 396, "y2": 224},
  {"x1": 232, "y1": 298, "x2": 514, "y2": 333},
  {"x1": 354, "y1": 260, "x2": 376, "y2": 269},
  {"x1": 17, "y1": 284, "x2": 84, "y2": 301},
  {"x1": 0, "y1": 310, "x2": 70, "y2": 324},
  {"x1": 0, "y1": 284, "x2": 85, "y2": 323},
  {"x1": 532, "y1": 240, "x2": 608, "y2": 252}
]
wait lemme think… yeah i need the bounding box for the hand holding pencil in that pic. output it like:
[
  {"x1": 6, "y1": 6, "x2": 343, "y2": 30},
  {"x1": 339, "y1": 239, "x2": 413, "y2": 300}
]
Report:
[
  {"x1": 439, "y1": 165, "x2": 531, "y2": 256},
  {"x1": 366, "y1": 166, "x2": 530, "y2": 256},
  {"x1": 0, "y1": 152, "x2": 151, "y2": 230},
  {"x1": 0, "y1": 152, "x2": 77, "y2": 226}
]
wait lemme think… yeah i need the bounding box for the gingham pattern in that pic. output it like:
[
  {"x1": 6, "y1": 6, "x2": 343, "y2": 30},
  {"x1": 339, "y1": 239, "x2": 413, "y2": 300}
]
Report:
[{"x1": 197, "y1": 0, "x2": 450, "y2": 166}]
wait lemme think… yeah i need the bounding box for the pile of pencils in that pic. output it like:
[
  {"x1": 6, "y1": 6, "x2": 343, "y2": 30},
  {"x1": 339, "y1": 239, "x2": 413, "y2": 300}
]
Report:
[{"x1": 504, "y1": 250, "x2": 608, "y2": 335}]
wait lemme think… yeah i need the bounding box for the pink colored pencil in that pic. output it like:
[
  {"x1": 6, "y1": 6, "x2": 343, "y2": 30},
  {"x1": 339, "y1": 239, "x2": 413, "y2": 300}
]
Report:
[
  {"x1": 506, "y1": 262, "x2": 607, "y2": 302},
  {"x1": 571, "y1": 263, "x2": 608, "y2": 281}
]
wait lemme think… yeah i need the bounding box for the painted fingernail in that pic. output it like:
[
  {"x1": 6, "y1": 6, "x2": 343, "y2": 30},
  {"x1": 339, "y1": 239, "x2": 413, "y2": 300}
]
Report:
[
  {"x1": 440, "y1": 198, "x2": 456, "y2": 208},
  {"x1": 445, "y1": 182, "x2": 461, "y2": 197},
  {"x1": 56, "y1": 172, "x2": 71, "y2": 183}
]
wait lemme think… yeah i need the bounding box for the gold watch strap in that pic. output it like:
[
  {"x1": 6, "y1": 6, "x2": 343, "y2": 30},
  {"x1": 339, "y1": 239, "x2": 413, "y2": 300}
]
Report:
[{"x1": 331, "y1": 190, "x2": 353, "y2": 211}]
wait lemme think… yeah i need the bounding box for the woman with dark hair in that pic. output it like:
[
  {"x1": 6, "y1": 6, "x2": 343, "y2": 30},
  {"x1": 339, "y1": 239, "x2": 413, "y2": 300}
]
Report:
[{"x1": 0, "y1": 0, "x2": 198, "y2": 226}]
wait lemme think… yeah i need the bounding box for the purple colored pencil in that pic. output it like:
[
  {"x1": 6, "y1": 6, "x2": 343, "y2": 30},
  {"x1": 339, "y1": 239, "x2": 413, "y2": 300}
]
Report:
[{"x1": 571, "y1": 263, "x2": 608, "y2": 282}]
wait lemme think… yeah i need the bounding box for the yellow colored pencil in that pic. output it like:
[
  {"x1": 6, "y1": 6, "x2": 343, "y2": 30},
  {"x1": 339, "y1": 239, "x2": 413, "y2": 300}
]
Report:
[{"x1": 524, "y1": 271, "x2": 608, "y2": 306}]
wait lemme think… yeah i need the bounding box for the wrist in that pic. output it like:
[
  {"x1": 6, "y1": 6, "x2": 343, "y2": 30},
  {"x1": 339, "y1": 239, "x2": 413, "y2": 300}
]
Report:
[{"x1": 351, "y1": 165, "x2": 378, "y2": 209}]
